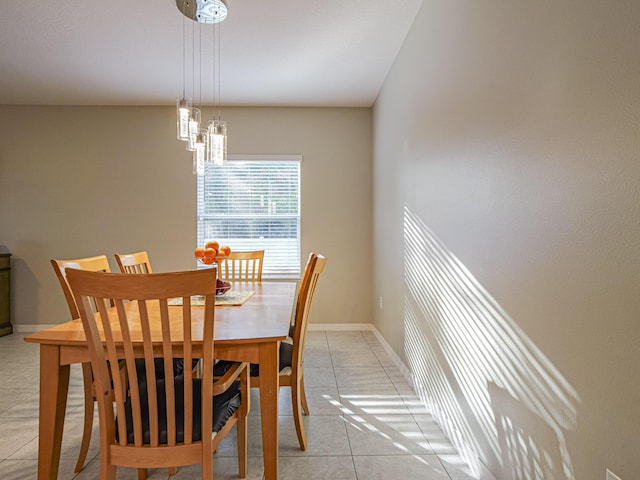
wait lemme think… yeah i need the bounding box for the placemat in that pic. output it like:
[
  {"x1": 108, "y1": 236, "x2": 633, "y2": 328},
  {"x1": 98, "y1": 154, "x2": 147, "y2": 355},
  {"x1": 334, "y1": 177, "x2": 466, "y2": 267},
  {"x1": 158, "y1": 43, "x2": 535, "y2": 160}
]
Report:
[{"x1": 168, "y1": 290, "x2": 255, "y2": 307}]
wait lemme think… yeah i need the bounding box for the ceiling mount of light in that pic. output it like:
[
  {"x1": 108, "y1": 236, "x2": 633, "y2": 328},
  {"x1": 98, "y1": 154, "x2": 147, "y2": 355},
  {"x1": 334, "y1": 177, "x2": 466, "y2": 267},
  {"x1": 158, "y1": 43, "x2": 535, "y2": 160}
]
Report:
[{"x1": 176, "y1": 0, "x2": 228, "y2": 24}]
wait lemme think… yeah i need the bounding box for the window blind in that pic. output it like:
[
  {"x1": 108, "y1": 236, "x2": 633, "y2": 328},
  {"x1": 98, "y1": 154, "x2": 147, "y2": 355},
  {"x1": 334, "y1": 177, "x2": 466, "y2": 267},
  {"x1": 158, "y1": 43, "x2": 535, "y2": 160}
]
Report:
[{"x1": 197, "y1": 155, "x2": 301, "y2": 278}]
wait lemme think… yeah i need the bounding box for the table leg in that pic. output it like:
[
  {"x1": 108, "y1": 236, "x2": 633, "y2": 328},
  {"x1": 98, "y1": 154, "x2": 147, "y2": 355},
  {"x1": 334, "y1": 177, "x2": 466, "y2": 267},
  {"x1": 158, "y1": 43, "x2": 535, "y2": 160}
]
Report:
[
  {"x1": 38, "y1": 344, "x2": 70, "y2": 480},
  {"x1": 259, "y1": 341, "x2": 280, "y2": 480}
]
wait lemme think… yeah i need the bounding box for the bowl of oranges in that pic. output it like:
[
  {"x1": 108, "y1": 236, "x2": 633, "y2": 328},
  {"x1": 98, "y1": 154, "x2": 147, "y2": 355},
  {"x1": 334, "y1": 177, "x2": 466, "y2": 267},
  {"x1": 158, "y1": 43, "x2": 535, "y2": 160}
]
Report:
[
  {"x1": 194, "y1": 240, "x2": 231, "y2": 265},
  {"x1": 194, "y1": 241, "x2": 232, "y2": 295}
]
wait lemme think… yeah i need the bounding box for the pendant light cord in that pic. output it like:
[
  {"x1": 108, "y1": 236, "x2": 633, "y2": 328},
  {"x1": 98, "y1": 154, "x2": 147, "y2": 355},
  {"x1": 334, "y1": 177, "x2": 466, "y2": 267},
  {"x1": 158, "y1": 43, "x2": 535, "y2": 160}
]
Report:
[
  {"x1": 191, "y1": 13, "x2": 195, "y2": 104},
  {"x1": 199, "y1": 21, "x2": 202, "y2": 108},
  {"x1": 216, "y1": 21, "x2": 222, "y2": 121},
  {"x1": 181, "y1": 1, "x2": 186, "y2": 99},
  {"x1": 213, "y1": 20, "x2": 217, "y2": 119}
]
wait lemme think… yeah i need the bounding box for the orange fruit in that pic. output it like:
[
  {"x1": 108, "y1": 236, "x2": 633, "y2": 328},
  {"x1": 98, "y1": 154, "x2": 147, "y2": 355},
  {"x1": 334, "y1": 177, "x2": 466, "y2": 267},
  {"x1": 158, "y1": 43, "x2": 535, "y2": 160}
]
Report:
[
  {"x1": 202, "y1": 256, "x2": 215, "y2": 265},
  {"x1": 204, "y1": 248, "x2": 217, "y2": 258},
  {"x1": 220, "y1": 245, "x2": 231, "y2": 255},
  {"x1": 205, "y1": 240, "x2": 220, "y2": 251},
  {"x1": 194, "y1": 247, "x2": 205, "y2": 258}
]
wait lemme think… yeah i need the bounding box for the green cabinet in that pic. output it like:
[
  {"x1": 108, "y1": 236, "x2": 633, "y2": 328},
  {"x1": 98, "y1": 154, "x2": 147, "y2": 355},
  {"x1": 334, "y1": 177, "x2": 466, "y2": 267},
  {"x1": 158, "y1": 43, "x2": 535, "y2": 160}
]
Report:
[{"x1": 0, "y1": 250, "x2": 11, "y2": 337}]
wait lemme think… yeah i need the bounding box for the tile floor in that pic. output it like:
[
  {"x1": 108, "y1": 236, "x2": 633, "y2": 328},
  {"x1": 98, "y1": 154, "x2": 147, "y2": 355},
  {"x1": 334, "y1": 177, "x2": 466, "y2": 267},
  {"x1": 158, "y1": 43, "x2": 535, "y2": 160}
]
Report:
[{"x1": 0, "y1": 330, "x2": 475, "y2": 479}]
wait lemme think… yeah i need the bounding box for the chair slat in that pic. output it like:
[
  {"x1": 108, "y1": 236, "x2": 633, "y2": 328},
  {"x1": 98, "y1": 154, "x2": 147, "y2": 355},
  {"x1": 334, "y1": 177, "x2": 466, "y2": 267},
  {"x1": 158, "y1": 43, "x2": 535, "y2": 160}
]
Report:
[
  {"x1": 183, "y1": 299, "x2": 193, "y2": 444},
  {"x1": 158, "y1": 298, "x2": 177, "y2": 446}
]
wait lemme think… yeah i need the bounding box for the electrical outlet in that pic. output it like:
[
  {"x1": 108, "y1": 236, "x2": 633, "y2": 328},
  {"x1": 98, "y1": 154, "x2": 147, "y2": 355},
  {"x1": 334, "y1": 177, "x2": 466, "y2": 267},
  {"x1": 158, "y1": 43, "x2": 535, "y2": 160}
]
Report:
[
  {"x1": 379, "y1": 296, "x2": 383, "y2": 309},
  {"x1": 607, "y1": 469, "x2": 622, "y2": 480}
]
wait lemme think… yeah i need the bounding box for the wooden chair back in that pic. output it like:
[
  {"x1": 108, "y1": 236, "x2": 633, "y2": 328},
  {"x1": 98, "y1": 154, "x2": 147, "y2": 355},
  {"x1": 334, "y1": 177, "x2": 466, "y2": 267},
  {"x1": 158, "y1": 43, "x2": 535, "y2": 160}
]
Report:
[
  {"x1": 114, "y1": 251, "x2": 153, "y2": 274},
  {"x1": 213, "y1": 252, "x2": 326, "y2": 452},
  {"x1": 291, "y1": 253, "x2": 327, "y2": 373},
  {"x1": 50, "y1": 255, "x2": 120, "y2": 473},
  {"x1": 66, "y1": 267, "x2": 242, "y2": 479},
  {"x1": 278, "y1": 252, "x2": 326, "y2": 451},
  {"x1": 219, "y1": 250, "x2": 264, "y2": 282},
  {"x1": 51, "y1": 255, "x2": 113, "y2": 320}
]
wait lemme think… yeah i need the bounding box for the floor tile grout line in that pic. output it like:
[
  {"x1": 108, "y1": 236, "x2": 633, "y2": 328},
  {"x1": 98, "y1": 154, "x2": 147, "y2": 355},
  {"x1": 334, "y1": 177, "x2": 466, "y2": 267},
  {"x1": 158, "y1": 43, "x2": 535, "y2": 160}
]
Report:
[{"x1": 327, "y1": 331, "x2": 360, "y2": 479}]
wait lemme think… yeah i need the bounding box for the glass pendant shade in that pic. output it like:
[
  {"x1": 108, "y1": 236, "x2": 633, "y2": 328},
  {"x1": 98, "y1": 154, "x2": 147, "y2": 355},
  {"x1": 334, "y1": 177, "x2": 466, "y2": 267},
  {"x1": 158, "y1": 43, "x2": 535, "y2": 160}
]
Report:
[
  {"x1": 176, "y1": 98, "x2": 192, "y2": 140},
  {"x1": 186, "y1": 108, "x2": 201, "y2": 151},
  {"x1": 206, "y1": 120, "x2": 227, "y2": 165},
  {"x1": 193, "y1": 130, "x2": 206, "y2": 176}
]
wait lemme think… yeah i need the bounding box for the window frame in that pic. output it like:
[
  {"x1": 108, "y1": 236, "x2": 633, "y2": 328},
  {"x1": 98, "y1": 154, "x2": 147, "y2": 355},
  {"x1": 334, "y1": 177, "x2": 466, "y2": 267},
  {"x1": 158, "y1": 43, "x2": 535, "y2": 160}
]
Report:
[{"x1": 196, "y1": 154, "x2": 302, "y2": 279}]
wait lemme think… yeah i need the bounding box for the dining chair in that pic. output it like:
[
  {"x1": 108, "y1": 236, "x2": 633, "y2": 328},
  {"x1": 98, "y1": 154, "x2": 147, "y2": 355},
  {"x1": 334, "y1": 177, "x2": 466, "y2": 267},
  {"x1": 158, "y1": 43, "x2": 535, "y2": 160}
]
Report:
[
  {"x1": 218, "y1": 250, "x2": 264, "y2": 283},
  {"x1": 214, "y1": 252, "x2": 326, "y2": 451},
  {"x1": 66, "y1": 267, "x2": 250, "y2": 480},
  {"x1": 114, "y1": 251, "x2": 153, "y2": 274},
  {"x1": 52, "y1": 256, "x2": 179, "y2": 479},
  {"x1": 50, "y1": 255, "x2": 116, "y2": 473}
]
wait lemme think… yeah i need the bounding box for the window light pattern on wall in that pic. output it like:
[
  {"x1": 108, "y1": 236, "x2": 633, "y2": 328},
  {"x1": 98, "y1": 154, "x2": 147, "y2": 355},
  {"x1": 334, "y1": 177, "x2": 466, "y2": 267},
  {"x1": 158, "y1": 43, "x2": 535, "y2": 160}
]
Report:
[{"x1": 402, "y1": 205, "x2": 580, "y2": 479}]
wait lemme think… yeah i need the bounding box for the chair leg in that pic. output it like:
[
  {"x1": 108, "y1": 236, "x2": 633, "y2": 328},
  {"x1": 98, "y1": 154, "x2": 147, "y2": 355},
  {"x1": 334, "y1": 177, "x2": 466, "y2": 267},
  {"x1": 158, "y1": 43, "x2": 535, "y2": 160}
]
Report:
[
  {"x1": 300, "y1": 374, "x2": 310, "y2": 416},
  {"x1": 291, "y1": 375, "x2": 308, "y2": 451},
  {"x1": 137, "y1": 468, "x2": 148, "y2": 480},
  {"x1": 168, "y1": 467, "x2": 178, "y2": 476},
  {"x1": 202, "y1": 444, "x2": 213, "y2": 480},
  {"x1": 237, "y1": 415, "x2": 248, "y2": 478},
  {"x1": 75, "y1": 362, "x2": 94, "y2": 473},
  {"x1": 101, "y1": 458, "x2": 116, "y2": 480},
  {"x1": 237, "y1": 364, "x2": 249, "y2": 478}
]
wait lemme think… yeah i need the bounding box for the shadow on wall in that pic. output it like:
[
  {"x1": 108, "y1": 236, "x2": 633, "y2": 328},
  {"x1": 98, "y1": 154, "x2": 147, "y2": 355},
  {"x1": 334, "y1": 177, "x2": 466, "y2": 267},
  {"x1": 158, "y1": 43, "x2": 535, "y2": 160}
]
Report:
[{"x1": 402, "y1": 205, "x2": 580, "y2": 479}]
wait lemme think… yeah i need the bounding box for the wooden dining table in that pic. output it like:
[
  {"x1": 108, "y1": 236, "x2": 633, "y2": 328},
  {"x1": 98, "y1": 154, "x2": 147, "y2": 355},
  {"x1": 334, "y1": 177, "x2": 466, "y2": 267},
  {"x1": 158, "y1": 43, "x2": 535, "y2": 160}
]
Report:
[{"x1": 24, "y1": 280, "x2": 297, "y2": 480}]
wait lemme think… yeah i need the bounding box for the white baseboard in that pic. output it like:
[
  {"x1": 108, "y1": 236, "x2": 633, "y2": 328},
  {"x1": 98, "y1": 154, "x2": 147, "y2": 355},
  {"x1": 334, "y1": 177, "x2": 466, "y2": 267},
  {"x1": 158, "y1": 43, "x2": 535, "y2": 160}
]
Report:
[
  {"x1": 370, "y1": 327, "x2": 415, "y2": 384},
  {"x1": 307, "y1": 323, "x2": 375, "y2": 331},
  {"x1": 21, "y1": 322, "x2": 376, "y2": 334},
  {"x1": 13, "y1": 324, "x2": 58, "y2": 333},
  {"x1": 18, "y1": 323, "x2": 376, "y2": 334},
  {"x1": 19, "y1": 323, "x2": 375, "y2": 334}
]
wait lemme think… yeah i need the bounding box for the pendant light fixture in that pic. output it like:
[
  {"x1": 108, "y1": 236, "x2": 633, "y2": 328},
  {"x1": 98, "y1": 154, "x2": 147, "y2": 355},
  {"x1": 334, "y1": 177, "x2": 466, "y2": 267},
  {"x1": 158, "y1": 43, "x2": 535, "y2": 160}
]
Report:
[{"x1": 176, "y1": 0, "x2": 228, "y2": 175}]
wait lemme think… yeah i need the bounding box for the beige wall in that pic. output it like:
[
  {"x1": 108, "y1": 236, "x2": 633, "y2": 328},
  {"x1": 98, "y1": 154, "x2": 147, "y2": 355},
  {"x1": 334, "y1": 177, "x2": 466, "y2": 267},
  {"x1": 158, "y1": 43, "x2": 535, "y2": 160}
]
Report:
[
  {"x1": 0, "y1": 106, "x2": 372, "y2": 329},
  {"x1": 373, "y1": 0, "x2": 639, "y2": 479}
]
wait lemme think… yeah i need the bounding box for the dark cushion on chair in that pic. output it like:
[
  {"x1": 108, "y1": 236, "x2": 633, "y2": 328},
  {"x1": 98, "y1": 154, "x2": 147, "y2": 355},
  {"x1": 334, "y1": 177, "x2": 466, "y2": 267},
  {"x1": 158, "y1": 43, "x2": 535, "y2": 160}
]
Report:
[
  {"x1": 118, "y1": 375, "x2": 241, "y2": 445},
  {"x1": 135, "y1": 358, "x2": 200, "y2": 382},
  {"x1": 213, "y1": 341, "x2": 293, "y2": 378}
]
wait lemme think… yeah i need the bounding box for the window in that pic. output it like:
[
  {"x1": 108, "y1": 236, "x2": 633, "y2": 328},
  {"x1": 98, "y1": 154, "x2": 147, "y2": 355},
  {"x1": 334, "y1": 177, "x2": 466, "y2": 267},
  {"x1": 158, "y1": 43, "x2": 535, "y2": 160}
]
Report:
[{"x1": 197, "y1": 155, "x2": 301, "y2": 278}]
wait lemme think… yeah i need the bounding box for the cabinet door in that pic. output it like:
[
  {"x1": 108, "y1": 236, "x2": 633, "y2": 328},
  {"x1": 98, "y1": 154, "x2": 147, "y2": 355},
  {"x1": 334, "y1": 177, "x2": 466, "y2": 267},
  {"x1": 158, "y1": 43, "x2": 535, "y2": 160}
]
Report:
[{"x1": 0, "y1": 253, "x2": 12, "y2": 336}]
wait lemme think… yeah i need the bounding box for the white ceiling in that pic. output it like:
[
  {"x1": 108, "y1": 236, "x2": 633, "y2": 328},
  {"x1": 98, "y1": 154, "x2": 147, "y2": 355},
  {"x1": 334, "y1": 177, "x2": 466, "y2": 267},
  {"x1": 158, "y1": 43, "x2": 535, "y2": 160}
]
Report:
[{"x1": 0, "y1": 0, "x2": 422, "y2": 107}]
